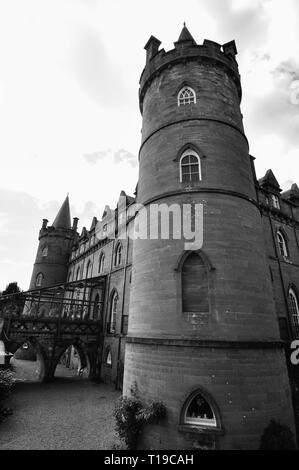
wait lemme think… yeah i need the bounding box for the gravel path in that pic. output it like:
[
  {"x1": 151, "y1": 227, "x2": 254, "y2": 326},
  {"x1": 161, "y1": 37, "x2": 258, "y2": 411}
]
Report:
[{"x1": 0, "y1": 361, "x2": 122, "y2": 450}]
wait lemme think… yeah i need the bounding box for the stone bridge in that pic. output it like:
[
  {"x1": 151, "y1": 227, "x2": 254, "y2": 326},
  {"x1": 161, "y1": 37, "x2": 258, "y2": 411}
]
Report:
[{"x1": 0, "y1": 276, "x2": 106, "y2": 382}]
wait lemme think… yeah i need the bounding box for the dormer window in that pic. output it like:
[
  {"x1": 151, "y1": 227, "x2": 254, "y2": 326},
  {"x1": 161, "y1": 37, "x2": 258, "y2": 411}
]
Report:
[
  {"x1": 178, "y1": 87, "x2": 196, "y2": 106},
  {"x1": 272, "y1": 195, "x2": 280, "y2": 210}
]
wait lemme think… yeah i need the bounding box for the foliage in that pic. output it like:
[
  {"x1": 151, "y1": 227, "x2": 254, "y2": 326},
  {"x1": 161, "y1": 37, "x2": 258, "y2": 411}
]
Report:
[
  {"x1": 0, "y1": 282, "x2": 24, "y2": 315},
  {"x1": 114, "y1": 382, "x2": 166, "y2": 450},
  {"x1": 0, "y1": 366, "x2": 14, "y2": 423},
  {"x1": 1, "y1": 282, "x2": 21, "y2": 296},
  {"x1": 259, "y1": 419, "x2": 296, "y2": 450}
]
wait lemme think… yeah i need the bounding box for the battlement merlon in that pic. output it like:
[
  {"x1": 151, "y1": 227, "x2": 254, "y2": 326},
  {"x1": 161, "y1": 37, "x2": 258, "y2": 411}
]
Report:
[{"x1": 139, "y1": 36, "x2": 241, "y2": 114}]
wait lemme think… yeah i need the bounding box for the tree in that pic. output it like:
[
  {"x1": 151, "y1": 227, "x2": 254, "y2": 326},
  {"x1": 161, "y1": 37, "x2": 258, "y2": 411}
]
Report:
[
  {"x1": 1, "y1": 282, "x2": 21, "y2": 296},
  {"x1": 0, "y1": 282, "x2": 23, "y2": 315}
]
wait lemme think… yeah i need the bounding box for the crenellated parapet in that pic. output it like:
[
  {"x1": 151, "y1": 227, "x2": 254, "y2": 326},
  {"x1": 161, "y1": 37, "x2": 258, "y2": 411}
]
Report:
[{"x1": 139, "y1": 29, "x2": 241, "y2": 114}]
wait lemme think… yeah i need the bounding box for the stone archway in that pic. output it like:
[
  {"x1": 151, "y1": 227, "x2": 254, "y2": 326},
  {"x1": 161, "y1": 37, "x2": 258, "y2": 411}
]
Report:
[{"x1": 7, "y1": 339, "x2": 46, "y2": 382}]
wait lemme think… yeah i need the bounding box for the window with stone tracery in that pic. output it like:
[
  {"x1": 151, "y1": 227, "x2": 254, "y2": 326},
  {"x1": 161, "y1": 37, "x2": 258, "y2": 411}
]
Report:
[{"x1": 178, "y1": 86, "x2": 196, "y2": 106}]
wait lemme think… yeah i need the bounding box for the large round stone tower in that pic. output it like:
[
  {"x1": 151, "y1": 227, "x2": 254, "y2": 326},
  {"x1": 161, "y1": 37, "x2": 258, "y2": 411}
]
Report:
[
  {"x1": 123, "y1": 26, "x2": 296, "y2": 449},
  {"x1": 29, "y1": 196, "x2": 77, "y2": 290}
]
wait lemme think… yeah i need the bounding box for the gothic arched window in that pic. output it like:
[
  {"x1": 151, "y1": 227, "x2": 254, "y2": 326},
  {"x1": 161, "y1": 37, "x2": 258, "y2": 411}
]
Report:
[
  {"x1": 41, "y1": 246, "x2": 48, "y2": 257},
  {"x1": 76, "y1": 266, "x2": 81, "y2": 280},
  {"x1": 277, "y1": 231, "x2": 288, "y2": 257},
  {"x1": 180, "y1": 150, "x2": 201, "y2": 183},
  {"x1": 182, "y1": 252, "x2": 209, "y2": 312},
  {"x1": 105, "y1": 348, "x2": 112, "y2": 366},
  {"x1": 114, "y1": 243, "x2": 122, "y2": 267},
  {"x1": 109, "y1": 291, "x2": 118, "y2": 333},
  {"x1": 98, "y1": 252, "x2": 105, "y2": 273},
  {"x1": 178, "y1": 86, "x2": 196, "y2": 106},
  {"x1": 182, "y1": 390, "x2": 217, "y2": 428},
  {"x1": 91, "y1": 293, "x2": 100, "y2": 320},
  {"x1": 86, "y1": 260, "x2": 92, "y2": 278},
  {"x1": 35, "y1": 273, "x2": 43, "y2": 287},
  {"x1": 289, "y1": 288, "x2": 299, "y2": 337}
]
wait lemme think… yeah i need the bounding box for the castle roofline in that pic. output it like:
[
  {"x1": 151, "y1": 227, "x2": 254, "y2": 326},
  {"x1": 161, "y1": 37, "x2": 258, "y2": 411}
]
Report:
[
  {"x1": 139, "y1": 29, "x2": 240, "y2": 113},
  {"x1": 52, "y1": 195, "x2": 72, "y2": 230},
  {"x1": 176, "y1": 23, "x2": 196, "y2": 45},
  {"x1": 258, "y1": 169, "x2": 282, "y2": 193}
]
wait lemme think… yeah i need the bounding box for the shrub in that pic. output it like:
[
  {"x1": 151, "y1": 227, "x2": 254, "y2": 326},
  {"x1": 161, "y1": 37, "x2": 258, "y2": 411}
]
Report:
[
  {"x1": 114, "y1": 383, "x2": 166, "y2": 450},
  {"x1": 0, "y1": 366, "x2": 14, "y2": 422},
  {"x1": 259, "y1": 419, "x2": 296, "y2": 450}
]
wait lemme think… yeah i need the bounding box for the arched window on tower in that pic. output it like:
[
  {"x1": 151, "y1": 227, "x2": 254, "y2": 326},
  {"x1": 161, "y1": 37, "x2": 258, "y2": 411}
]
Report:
[
  {"x1": 114, "y1": 243, "x2": 122, "y2": 267},
  {"x1": 180, "y1": 150, "x2": 201, "y2": 183},
  {"x1": 182, "y1": 252, "x2": 208, "y2": 312},
  {"x1": 289, "y1": 288, "x2": 299, "y2": 337},
  {"x1": 76, "y1": 266, "x2": 81, "y2": 280},
  {"x1": 178, "y1": 86, "x2": 196, "y2": 106},
  {"x1": 277, "y1": 231, "x2": 288, "y2": 258},
  {"x1": 108, "y1": 290, "x2": 118, "y2": 333},
  {"x1": 41, "y1": 246, "x2": 48, "y2": 257},
  {"x1": 35, "y1": 273, "x2": 43, "y2": 287},
  {"x1": 98, "y1": 252, "x2": 105, "y2": 273},
  {"x1": 181, "y1": 389, "x2": 218, "y2": 428}
]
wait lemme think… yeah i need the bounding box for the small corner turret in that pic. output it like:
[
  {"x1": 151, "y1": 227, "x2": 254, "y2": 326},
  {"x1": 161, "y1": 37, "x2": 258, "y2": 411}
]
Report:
[{"x1": 29, "y1": 195, "x2": 78, "y2": 290}]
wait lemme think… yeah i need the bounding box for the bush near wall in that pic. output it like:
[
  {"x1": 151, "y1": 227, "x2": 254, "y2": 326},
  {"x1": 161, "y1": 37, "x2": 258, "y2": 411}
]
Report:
[
  {"x1": 114, "y1": 383, "x2": 166, "y2": 450},
  {"x1": 0, "y1": 366, "x2": 14, "y2": 422},
  {"x1": 259, "y1": 419, "x2": 296, "y2": 450}
]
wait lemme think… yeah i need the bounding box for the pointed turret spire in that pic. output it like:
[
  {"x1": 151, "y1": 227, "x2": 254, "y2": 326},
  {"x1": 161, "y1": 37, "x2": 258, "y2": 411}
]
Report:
[
  {"x1": 177, "y1": 23, "x2": 196, "y2": 44},
  {"x1": 52, "y1": 195, "x2": 71, "y2": 230}
]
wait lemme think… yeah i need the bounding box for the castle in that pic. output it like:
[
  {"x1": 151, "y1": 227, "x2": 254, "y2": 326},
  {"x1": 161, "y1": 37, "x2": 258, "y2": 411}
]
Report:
[{"x1": 27, "y1": 25, "x2": 299, "y2": 449}]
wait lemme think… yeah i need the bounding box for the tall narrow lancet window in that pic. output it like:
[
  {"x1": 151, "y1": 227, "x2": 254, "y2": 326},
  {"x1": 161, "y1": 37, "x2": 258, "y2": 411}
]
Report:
[
  {"x1": 105, "y1": 349, "x2": 112, "y2": 366},
  {"x1": 92, "y1": 293, "x2": 100, "y2": 320},
  {"x1": 76, "y1": 267, "x2": 81, "y2": 280},
  {"x1": 180, "y1": 150, "x2": 201, "y2": 183},
  {"x1": 98, "y1": 252, "x2": 105, "y2": 273},
  {"x1": 182, "y1": 253, "x2": 208, "y2": 312},
  {"x1": 178, "y1": 86, "x2": 196, "y2": 106},
  {"x1": 114, "y1": 243, "x2": 122, "y2": 267},
  {"x1": 109, "y1": 291, "x2": 118, "y2": 333},
  {"x1": 35, "y1": 273, "x2": 43, "y2": 287},
  {"x1": 86, "y1": 260, "x2": 92, "y2": 278},
  {"x1": 289, "y1": 288, "x2": 299, "y2": 337},
  {"x1": 277, "y1": 231, "x2": 288, "y2": 257}
]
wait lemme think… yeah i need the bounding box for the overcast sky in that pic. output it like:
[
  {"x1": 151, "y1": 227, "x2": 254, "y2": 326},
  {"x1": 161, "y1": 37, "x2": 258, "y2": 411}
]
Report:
[{"x1": 0, "y1": 0, "x2": 298, "y2": 290}]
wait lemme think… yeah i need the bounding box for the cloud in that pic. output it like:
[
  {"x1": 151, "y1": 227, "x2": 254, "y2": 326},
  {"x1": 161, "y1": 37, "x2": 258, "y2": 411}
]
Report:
[
  {"x1": 113, "y1": 149, "x2": 137, "y2": 167},
  {"x1": 82, "y1": 150, "x2": 108, "y2": 164},
  {"x1": 246, "y1": 58, "x2": 299, "y2": 149},
  {"x1": 69, "y1": 27, "x2": 128, "y2": 107},
  {"x1": 202, "y1": 0, "x2": 269, "y2": 46},
  {"x1": 83, "y1": 148, "x2": 137, "y2": 167}
]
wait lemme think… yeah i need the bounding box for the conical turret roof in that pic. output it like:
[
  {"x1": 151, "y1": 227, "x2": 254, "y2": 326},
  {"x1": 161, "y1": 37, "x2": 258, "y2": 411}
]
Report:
[
  {"x1": 177, "y1": 23, "x2": 196, "y2": 44},
  {"x1": 52, "y1": 195, "x2": 71, "y2": 229}
]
